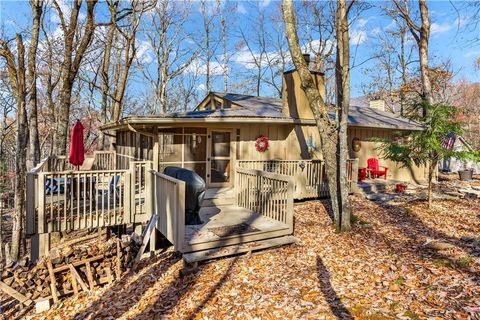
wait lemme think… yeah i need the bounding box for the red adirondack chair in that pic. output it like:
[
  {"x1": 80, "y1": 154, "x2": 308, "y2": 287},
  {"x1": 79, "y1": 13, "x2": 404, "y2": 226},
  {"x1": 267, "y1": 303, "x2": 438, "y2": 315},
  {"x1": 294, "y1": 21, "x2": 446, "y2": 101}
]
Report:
[{"x1": 367, "y1": 158, "x2": 388, "y2": 179}]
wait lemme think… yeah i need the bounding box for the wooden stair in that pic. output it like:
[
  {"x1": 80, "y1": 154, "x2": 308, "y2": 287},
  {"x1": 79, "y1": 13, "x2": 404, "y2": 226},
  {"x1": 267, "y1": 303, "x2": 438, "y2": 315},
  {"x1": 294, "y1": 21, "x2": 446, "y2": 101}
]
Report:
[{"x1": 182, "y1": 235, "x2": 297, "y2": 264}]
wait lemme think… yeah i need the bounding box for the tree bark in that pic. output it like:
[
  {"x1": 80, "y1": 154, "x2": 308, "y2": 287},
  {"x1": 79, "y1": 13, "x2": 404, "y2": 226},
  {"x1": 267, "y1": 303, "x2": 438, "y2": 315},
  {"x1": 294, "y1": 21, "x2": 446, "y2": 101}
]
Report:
[
  {"x1": 27, "y1": 0, "x2": 43, "y2": 167},
  {"x1": 335, "y1": 0, "x2": 351, "y2": 231},
  {"x1": 283, "y1": 0, "x2": 351, "y2": 231}
]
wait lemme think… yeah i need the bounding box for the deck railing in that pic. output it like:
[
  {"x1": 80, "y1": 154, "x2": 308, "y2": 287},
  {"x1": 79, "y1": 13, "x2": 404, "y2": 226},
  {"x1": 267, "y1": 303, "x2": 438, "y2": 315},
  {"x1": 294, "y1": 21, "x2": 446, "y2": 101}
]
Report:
[
  {"x1": 235, "y1": 167, "x2": 294, "y2": 230},
  {"x1": 151, "y1": 171, "x2": 185, "y2": 251},
  {"x1": 236, "y1": 159, "x2": 359, "y2": 199},
  {"x1": 92, "y1": 151, "x2": 116, "y2": 170},
  {"x1": 26, "y1": 159, "x2": 152, "y2": 260}
]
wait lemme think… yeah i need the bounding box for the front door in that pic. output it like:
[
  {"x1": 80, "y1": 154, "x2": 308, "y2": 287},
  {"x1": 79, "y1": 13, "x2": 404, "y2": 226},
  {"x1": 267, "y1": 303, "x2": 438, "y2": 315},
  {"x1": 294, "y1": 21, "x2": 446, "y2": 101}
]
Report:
[{"x1": 208, "y1": 130, "x2": 233, "y2": 187}]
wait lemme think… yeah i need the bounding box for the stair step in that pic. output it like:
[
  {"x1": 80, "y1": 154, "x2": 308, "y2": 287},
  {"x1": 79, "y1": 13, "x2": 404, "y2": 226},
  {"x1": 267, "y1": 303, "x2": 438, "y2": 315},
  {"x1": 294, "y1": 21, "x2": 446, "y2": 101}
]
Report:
[
  {"x1": 201, "y1": 197, "x2": 235, "y2": 207},
  {"x1": 183, "y1": 235, "x2": 297, "y2": 264}
]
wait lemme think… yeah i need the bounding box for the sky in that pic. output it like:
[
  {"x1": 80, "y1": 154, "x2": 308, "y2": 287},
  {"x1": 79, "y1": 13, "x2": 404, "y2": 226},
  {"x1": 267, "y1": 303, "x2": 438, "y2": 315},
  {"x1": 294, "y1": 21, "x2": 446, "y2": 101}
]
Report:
[{"x1": 1, "y1": 0, "x2": 479, "y2": 106}]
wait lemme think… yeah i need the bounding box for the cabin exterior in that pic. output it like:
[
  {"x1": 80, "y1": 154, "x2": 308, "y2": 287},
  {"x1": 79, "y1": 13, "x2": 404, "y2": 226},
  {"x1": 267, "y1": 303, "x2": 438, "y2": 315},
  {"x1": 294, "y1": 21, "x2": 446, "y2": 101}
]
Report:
[{"x1": 25, "y1": 67, "x2": 425, "y2": 264}]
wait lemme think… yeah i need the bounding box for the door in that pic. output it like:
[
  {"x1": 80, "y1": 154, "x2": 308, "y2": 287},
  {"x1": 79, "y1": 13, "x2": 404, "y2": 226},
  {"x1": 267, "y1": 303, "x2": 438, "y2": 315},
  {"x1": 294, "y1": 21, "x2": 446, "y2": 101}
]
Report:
[{"x1": 208, "y1": 130, "x2": 233, "y2": 187}]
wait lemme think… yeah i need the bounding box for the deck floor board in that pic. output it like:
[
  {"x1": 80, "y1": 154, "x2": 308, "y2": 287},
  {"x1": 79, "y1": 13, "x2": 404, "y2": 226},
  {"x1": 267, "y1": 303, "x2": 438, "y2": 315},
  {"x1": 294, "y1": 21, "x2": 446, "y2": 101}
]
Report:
[{"x1": 184, "y1": 205, "x2": 289, "y2": 247}]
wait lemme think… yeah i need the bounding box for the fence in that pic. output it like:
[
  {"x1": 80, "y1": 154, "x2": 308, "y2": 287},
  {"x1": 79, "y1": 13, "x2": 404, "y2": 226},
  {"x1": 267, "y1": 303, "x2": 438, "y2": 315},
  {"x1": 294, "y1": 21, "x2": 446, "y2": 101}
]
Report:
[
  {"x1": 235, "y1": 167, "x2": 294, "y2": 230},
  {"x1": 236, "y1": 159, "x2": 359, "y2": 199}
]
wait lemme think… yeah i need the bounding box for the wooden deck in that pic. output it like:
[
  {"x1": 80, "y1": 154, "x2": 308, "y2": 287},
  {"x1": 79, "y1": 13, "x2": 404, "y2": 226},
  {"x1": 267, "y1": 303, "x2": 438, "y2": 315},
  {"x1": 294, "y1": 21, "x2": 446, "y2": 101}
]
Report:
[{"x1": 183, "y1": 204, "x2": 291, "y2": 253}]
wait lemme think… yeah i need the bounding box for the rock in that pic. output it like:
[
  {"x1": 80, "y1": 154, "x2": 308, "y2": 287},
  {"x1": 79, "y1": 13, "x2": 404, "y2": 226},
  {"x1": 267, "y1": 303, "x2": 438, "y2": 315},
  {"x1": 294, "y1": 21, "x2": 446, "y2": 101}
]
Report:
[
  {"x1": 49, "y1": 248, "x2": 63, "y2": 265},
  {"x1": 424, "y1": 240, "x2": 456, "y2": 251},
  {"x1": 472, "y1": 240, "x2": 480, "y2": 249},
  {"x1": 18, "y1": 256, "x2": 29, "y2": 267},
  {"x1": 460, "y1": 236, "x2": 475, "y2": 243},
  {"x1": 35, "y1": 298, "x2": 51, "y2": 313}
]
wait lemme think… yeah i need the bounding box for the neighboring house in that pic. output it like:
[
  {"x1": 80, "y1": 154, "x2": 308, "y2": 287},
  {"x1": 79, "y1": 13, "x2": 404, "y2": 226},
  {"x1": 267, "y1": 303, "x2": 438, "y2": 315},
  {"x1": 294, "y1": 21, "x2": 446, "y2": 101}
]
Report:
[
  {"x1": 441, "y1": 135, "x2": 480, "y2": 173},
  {"x1": 102, "y1": 67, "x2": 427, "y2": 186}
]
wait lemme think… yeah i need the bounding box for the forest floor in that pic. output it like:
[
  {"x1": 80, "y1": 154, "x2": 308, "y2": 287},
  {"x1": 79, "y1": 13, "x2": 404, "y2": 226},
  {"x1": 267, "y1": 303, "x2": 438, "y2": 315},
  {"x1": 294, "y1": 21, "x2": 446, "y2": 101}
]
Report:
[{"x1": 10, "y1": 192, "x2": 478, "y2": 320}]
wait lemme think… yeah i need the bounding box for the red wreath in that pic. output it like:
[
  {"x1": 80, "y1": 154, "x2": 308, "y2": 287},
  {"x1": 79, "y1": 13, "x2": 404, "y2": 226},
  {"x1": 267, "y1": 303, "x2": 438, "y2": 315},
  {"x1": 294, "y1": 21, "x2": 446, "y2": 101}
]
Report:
[{"x1": 255, "y1": 134, "x2": 269, "y2": 152}]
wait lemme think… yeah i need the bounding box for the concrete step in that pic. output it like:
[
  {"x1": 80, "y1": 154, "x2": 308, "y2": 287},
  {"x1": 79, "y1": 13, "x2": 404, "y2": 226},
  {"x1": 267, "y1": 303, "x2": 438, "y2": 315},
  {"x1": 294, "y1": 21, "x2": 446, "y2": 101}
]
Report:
[
  {"x1": 357, "y1": 181, "x2": 389, "y2": 195},
  {"x1": 182, "y1": 235, "x2": 297, "y2": 264}
]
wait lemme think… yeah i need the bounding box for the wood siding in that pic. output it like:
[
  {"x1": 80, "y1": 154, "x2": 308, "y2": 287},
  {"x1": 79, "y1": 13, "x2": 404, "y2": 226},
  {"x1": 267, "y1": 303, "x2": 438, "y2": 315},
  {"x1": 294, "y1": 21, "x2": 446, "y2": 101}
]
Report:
[{"x1": 348, "y1": 127, "x2": 427, "y2": 182}]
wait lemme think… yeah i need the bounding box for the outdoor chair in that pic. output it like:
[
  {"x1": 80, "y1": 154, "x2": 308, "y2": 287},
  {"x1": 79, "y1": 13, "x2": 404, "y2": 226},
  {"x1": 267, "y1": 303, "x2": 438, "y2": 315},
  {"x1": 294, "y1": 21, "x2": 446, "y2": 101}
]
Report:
[
  {"x1": 367, "y1": 158, "x2": 388, "y2": 179},
  {"x1": 96, "y1": 175, "x2": 122, "y2": 206}
]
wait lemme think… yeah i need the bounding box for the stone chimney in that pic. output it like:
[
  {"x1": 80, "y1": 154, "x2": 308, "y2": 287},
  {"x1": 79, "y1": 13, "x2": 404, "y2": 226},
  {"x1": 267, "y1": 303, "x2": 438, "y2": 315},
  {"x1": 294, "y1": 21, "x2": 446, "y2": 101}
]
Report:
[
  {"x1": 369, "y1": 99, "x2": 385, "y2": 112},
  {"x1": 281, "y1": 54, "x2": 325, "y2": 120}
]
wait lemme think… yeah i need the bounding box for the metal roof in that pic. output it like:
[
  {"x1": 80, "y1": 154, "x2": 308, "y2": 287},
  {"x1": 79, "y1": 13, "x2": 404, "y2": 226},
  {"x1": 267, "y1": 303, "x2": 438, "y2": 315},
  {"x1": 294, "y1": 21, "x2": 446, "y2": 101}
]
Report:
[{"x1": 101, "y1": 93, "x2": 424, "y2": 131}]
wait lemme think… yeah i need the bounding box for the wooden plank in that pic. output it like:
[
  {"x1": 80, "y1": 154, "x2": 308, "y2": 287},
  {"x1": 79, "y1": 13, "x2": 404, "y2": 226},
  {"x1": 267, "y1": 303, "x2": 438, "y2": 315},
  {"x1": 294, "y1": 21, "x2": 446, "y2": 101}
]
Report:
[
  {"x1": 46, "y1": 259, "x2": 59, "y2": 303},
  {"x1": 70, "y1": 269, "x2": 79, "y2": 296},
  {"x1": 115, "y1": 239, "x2": 121, "y2": 279},
  {"x1": 183, "y1": 235, "x2": 297, "y2": 264},
  {"x1": 68, "y1": 264, "x2": 89, "y2": 293},
  {"x1": 132, "y1": 214, "x2": 158, "y2": 268},
  {"x1": 52, "y1": 255, "x2": 104, "y2": 273},
  {"x1": 85, "y1": 262, "x2": 95, "y2": 291},
  {"x1": 0, "y1": 281, "x2": 33, "y2": 306}
]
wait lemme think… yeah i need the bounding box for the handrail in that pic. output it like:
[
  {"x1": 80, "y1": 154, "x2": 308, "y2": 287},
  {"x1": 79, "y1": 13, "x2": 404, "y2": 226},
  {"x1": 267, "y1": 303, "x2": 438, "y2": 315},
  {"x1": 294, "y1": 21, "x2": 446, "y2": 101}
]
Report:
[
  {"x1": 237, "y1": 158, "x2": 358, "y2": 198},
  {"x1": 235, "y1": 167, "x2": 294, "y2": 228}
]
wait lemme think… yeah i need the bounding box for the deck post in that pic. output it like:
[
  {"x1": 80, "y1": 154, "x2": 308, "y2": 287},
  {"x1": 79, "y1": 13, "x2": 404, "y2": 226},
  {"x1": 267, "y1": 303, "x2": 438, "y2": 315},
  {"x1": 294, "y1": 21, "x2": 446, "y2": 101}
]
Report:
[
  {"x1": 129, "y1": 162, "x2": 136, "y2": 219},
  {"x1": 175, "y1": 181, "x2": 186, "y2": 252},
  {"x1": 26, "y1": 172, "x2": 36, "y2": 235},
  {"x1": 124, "y1": 171, "x2": 132, "y2": 224},
  {"x1": 31, "y1": 233, "x2": 50, "y2": 261}
]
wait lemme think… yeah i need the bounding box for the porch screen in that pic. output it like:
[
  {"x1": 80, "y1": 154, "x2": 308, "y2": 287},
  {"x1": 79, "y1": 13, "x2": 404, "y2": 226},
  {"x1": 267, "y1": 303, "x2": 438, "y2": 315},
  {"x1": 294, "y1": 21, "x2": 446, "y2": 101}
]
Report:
[{"x1": 158, "y1": 127, "x2": 207, "y2": 181}]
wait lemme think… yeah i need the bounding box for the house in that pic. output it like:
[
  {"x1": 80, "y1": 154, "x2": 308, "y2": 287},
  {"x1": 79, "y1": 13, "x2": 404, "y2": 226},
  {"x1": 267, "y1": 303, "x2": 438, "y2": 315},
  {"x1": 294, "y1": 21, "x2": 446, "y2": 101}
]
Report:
[
  {"x1": 440, "y1": 135, "x2": 480, "y2": 173},
  {"x1": 101, "y1": 68, "x2": 426, "y2": 186},
  {"x1": 26, "y1": 64, "x2": 426, "y2": 265}
]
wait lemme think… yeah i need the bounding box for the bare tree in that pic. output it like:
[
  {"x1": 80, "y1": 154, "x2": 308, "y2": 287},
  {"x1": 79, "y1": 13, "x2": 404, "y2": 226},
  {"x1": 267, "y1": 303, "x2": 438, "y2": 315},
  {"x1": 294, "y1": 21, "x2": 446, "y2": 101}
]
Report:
[
  {"x1": 392, "y1": 0, "x2": 432, "y2": 116},
  {"x1": 138, "y1": 0, "x2": 198, "y2": 114},
  {"x1": 199, "y1": 0, "x2": 221, "y2": 93},
  {"x1": 52, "y1": 0, "x2": 98, "y2": 154},
  {"x1": 110, "y1": 0, "x2": 155, "y2": 123},
  {"x1": 238, "y1": 8, "x2": 268, "y2": 97},
  {"x1": 27, "y1": 0, "x2": 44, "y2": 167},
  {"x1": 361, "y1": 16, "x2": 415, "y2": 114},
  {"x1": 283, "y1": 0, "x2": 352, "y2": 231},
  {"x1": 0, "y1": 34, "x2": 29, "y2": 261}
]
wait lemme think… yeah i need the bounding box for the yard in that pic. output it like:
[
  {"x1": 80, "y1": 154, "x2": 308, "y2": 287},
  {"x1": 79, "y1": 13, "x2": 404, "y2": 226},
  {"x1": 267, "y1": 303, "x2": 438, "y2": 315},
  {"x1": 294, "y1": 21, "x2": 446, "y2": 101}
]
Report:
[{"x1": 13, "y1": 194, "x2": 479, "y2": 320}]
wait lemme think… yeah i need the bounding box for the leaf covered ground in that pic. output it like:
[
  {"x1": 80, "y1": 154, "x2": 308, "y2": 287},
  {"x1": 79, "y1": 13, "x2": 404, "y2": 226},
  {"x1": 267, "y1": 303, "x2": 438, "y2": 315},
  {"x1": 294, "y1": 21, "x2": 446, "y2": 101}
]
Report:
[{"x1": 14, "y1": 197, "x2": 480, "y2": 319}]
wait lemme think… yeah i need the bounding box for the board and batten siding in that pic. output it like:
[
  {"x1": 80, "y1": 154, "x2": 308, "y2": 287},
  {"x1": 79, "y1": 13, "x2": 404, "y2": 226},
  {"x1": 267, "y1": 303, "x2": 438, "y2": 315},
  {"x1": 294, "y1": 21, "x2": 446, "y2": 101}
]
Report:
[{"x1": 348, "y1": 127, "x2": 427, "y2": 183}]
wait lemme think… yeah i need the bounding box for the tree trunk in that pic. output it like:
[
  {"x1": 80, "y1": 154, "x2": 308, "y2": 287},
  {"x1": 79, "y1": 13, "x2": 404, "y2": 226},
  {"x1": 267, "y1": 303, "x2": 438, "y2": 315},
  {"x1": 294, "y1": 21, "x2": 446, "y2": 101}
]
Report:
[
  {"x1": 335, "y1": 0, "x2": 351, "y2": 231},
  {"x1": 283, "y1": 0, "x2": 351, "y2": 231},
  {"x1": 12, "y1": 35, "x2": 28, "y2": 261},
  {"x1": 418, "y1": 0, "x2": 432, "y2": 111},
  {"x1": 27, "y1": 0, "x2": 43, "y2": 167}
]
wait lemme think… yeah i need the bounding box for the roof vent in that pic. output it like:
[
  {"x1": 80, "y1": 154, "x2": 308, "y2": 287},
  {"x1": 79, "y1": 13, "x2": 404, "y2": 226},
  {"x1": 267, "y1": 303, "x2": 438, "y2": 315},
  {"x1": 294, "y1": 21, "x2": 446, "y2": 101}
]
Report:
[{"x1": 369, "y1": 99, "x2": 385, "y2": 112}]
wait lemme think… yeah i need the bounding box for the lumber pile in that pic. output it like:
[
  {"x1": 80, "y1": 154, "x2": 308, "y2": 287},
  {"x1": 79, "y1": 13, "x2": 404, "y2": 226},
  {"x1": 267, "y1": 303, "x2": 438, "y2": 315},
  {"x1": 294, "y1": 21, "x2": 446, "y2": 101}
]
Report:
[{"x1": 0, "y1": 233, "x2": 141, "y2": 312}]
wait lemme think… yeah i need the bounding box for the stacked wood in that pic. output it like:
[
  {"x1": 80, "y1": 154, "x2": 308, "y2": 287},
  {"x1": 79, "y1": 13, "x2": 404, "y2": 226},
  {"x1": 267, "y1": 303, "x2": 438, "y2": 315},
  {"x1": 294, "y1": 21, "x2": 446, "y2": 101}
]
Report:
[{"x1": 0, "y1": 233, "x2": 141, "y2": 309}]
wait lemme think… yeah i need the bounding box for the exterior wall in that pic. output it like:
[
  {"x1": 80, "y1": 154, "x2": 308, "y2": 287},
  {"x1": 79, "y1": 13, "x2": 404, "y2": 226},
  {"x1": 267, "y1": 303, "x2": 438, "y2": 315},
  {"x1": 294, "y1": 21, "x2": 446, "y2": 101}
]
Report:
[
  {"x1": 347, "y1": 127, "x2": 427, "y2": 183},
  {"x1": 236, "y1": 123, "x2": 321, "y2": 161}
]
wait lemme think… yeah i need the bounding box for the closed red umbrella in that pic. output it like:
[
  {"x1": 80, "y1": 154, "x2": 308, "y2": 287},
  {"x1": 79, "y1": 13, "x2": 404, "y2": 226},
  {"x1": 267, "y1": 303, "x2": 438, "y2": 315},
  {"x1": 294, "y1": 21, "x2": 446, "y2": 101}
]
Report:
[{"x1": 69, "y1": 120, "x2": 85, "y2": 169}]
